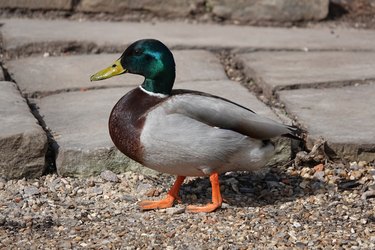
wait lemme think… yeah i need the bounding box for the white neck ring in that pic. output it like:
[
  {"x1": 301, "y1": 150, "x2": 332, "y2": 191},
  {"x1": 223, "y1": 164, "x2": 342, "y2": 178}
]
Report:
[{"x1": 139, "y1": 86, "x2": 168, "y2": 98}]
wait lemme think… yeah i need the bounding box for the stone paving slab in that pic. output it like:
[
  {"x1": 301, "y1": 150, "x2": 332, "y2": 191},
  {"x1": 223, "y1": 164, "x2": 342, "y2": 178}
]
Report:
[
  {"x1": 0, "y1": 81, "x2": 47, "y2": 180},
  {"x1": 238, "y1": 51, "x2": 375, "y2": 97},
  {"x1": 36, "y1": 80, "x2": 291, "y2": 177},
  {"x1": 76, "y1": 0, "x2": 192, "y2": 16},
  {"x1": 279, "y1": 83, "x2": 375, "y2": 161},
  {"x1": 0, "y1": 0, "x2": 72, "y2": 10},
  {"x1": 7, "y1": 50, "x2": 227, "y2": 96},
  {"x1": 2, "y1": 18, "x2": 375, "y2": 52},
  {"x1": 35, "y1": 86, "x2": 141, "y2": 177},
  {"x1": 76, "y1": 0, "x2": 328, "y2": 22},
  {"x1": 210, "y1": 0, "x2": 328, "y2": 22}
]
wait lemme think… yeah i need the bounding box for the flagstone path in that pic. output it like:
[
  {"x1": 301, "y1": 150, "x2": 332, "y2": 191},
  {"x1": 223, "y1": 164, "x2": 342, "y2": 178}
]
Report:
[{"x1": 1, "y1": 18, "x2": 374, "y2": 178}]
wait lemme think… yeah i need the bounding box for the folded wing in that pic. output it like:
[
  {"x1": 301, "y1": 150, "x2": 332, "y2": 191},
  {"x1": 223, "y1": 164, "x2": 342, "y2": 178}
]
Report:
[{"x1": 166, "y1": 90, "x2": 301, "y2": 140}]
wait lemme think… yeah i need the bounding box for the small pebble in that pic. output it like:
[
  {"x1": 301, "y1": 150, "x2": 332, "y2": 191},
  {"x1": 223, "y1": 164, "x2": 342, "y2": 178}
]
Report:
[
  {"x1": 23, "y1": 186, "x2": 40, "y2": 197},
  {"x1": 350, "y1": 163, "x2": 360, "y2": 170},
  {"x1": 293, "y1": 221, "x2": 302, "y2": 228},
  {"x1": 100, "y1": 170, "x2": 119, "y2": 183},
  {"x1": 0, "y1": 215, "x2": 6, "y2": 226},
  {"x1": 301, "y1": 167, "x2": 312, "y2": 176},
  {"x1": 295, "y1": 242, "x2": 306, "y2": 248},
  {"x1": 299, "y1": 180, "x2": 309, "y2": 189},
  {"x1": 336, "y1": 169, "x2": 348, "y2": 178},
  {"x1": 338, "y1": 180, "x2": 360, "y2": 190},
  {"x1": 14, "y1": 197, "x2": 22, "y2": 203},
  {"x1": 266, "y1": 181, "x2": 282, "y2": 189},
  {"x1": 122, "y1": 195, "x2": 136, "y2": 202},
  {"x1": 313, "y1": 171, "x2": 325, "y2": 182},
  {"x1": 358, "y1": 161, "x2": 367, "y2": 168},
  {"x1": 311, "y1": 182, "x2": 324, "y2": 191},
  {"x1": 87, "y1": 180, "x2": 95, "y2": 187},
  {"x1": 145, "y1": 188, "x2": 158, "y2": 197},
  {"x1": 91, "y1": 187, "x2": 103, "y2": 195},
  {"x1": 165, "y1": 207, "x2": 185, "y2": 215},
  {"x1": 350, "y1": 171, "x2": 362, "y2": 180},
  {"x1": 136, "y1": 183, "x2": 154, "y2": 196},
  {"x1": 314, "y1": 164, "x2": 324, "y2": 172}
]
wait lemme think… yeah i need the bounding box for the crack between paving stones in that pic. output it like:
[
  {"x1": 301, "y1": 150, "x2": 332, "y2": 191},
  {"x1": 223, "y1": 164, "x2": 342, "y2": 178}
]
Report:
[
  {"x1": 272, "y1": 79, "x2": 375, "y2": 93},
  {"x1": 217, "y1": 50, "x2": 289, "y2": 117},
  {"x1": 4, "y1": 41, "x2": 374, "y2": 61},
  {"x1": 0, "y1": 65, "x2": 58, "y2": 175},
  {"x1": 3, "y1": 42, "x2": 234, "y2": 60},
  {"x1": 232, "y1": 47, "x2": 375, "y2": 54},
  {"x1": 25, "y1": 85, "x2": 139, "y2": 99}
]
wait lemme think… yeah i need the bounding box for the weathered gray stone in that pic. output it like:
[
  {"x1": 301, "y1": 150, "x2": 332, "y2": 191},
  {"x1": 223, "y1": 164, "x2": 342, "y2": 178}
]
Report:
[
  {"x1": 23, "y1": 186, "x2": 40, "y2": 198},
  {"x1": 36, "y1": 80, "x2": 291, "y2": 177},
  {"x1": 0, "y1": 81, "x2": 47, "y2": 180},
  {"x1": 166, "y1": 207, "x2": 186, "y2": 215},
  {"x1": 90, "y1": 186, "x2": 103, "y2": 195},
  {"x1": 0, "y1": 67, "x2": 4, "y2": 81},
  {"x1": 209, "y1": 0, "x2": 329, "y2": 21},
  {"x1": 100, "y1": 170, "x2": 119, "y2": 183},
  {"x1": 238, "y1": 51, "x2": 375, "y2": 97},
  {"x1": 2, "y1": 18, "x2": 375, "y2": 52},
  {"x1": 77, "y1": 0, "x2": 195, "y2": 16},
  {"x1": 279, "y1": 83, "x2": 375, "y2": 161},
  {"x1": 0, "y1": 0, "x2": 329, "y2": 22},
  {"x1": 136, "y1": 183, "x2": 153, "y2": 196},
  {"x1": 212, "y1": 5, "x2": 232, "y2": 19},
  {"x1": 7, "y1": 51, "x2": 227, "y2": 96},
  {"x1": 0, "y1": 0, "x2": 72, "y2": 10}
]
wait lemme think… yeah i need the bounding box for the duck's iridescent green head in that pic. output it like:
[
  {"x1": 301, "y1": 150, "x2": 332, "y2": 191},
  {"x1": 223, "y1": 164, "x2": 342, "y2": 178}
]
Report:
[{"x1": 90, "y1": 39, "x2": 176, "y2": 95}]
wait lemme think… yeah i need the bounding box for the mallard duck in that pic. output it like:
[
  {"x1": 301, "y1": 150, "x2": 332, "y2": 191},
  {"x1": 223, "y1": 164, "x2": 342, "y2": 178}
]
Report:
[{"x1": 90, "y1": 39, "x2": 301, "y2": 213}]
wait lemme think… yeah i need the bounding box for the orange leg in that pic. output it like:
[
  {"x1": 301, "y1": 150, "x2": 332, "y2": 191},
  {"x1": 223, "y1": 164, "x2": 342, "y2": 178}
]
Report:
[
  {"x1": 139, "y1": 176, "x2": 186, "y2": 211},
  {"x1": 187, "y1": 172, "x2": 222, "y2": 213}
]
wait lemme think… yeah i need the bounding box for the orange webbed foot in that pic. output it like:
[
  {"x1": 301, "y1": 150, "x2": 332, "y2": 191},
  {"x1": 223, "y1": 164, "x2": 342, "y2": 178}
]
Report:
[
  {"x1": 187, "y1": 172, "x2": 223, "y2": 213},
  {"x1": 138, "y1": 176, "x2": 185, "y2": 211},
  {"x1": 139, "y1": 194, "x2": 176, "y2": 210}
]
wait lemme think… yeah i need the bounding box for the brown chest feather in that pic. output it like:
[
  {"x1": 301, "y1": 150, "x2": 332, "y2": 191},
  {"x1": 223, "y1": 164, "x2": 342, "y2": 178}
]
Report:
[{"x1": 108, "y1": 88, "x2": 166, "y2": 163}]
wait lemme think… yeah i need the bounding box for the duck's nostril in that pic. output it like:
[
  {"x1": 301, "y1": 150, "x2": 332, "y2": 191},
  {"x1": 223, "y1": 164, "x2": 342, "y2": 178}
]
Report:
[{"x1": 112, "y1": 64, "x2": 117, "y2": 68}]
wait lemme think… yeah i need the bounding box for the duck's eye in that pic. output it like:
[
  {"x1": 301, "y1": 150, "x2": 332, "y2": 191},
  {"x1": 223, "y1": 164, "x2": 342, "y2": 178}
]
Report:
[{"x1": 134, "y1": 49, "x2": 142, "y2": 55}]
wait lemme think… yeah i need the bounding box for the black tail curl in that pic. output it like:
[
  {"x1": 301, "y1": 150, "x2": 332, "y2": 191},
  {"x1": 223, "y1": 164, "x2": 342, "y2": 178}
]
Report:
[{"x1": 282, "y1": 125, "x2": 305, "y2": 141}]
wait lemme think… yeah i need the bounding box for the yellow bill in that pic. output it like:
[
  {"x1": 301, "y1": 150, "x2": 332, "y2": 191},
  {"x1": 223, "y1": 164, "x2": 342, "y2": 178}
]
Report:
[{"x1": 90, "y1": 59, "x2": 127, "y2": 81}]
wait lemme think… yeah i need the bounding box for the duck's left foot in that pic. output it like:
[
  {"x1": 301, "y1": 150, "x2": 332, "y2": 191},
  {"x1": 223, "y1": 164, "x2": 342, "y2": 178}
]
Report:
[
  {"x1": 187, "y1": 172, "x2": 223, "y2": 213},
  {"x1": 139, "y1": 176, "x2": 186, "y2": 211},
  {"x1": 139, "y1": 194, "x2": 176, "y2": 210}
]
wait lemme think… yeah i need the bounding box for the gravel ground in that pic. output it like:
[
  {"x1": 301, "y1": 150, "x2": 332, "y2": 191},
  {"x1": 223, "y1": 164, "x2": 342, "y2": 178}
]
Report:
[{"x1": 0, "y1": 160, "x2": 374, "y2": 249}]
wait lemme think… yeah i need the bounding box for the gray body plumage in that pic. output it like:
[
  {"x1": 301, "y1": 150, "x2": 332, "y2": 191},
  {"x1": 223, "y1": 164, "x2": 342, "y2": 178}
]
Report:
[{"x1": 140, "y1": 91, "x2": 293, "y2": 176}]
